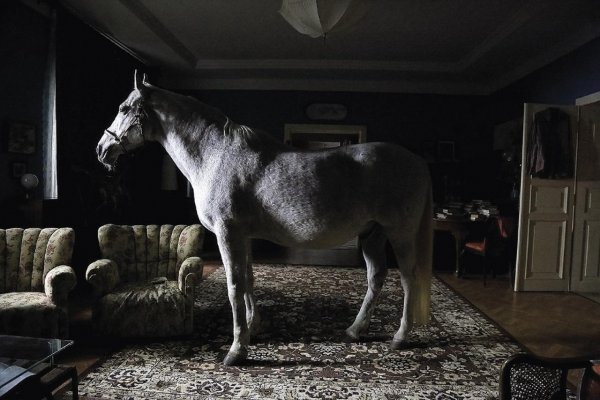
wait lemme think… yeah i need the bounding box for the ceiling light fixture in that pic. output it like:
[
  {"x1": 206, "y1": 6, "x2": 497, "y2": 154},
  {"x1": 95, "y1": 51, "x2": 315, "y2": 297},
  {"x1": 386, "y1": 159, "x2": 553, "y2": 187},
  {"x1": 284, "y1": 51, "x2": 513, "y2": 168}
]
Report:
[{"x1": 279, "y1": 0, "x2": 371, "y2": 39}]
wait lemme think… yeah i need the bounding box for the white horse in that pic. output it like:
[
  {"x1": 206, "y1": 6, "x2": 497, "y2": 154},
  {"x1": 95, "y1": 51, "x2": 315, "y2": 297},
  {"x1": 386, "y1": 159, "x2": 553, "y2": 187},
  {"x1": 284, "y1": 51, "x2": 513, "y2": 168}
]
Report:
[{"x1": 97, "y1": 71, "x2": 433, "y2": 365}]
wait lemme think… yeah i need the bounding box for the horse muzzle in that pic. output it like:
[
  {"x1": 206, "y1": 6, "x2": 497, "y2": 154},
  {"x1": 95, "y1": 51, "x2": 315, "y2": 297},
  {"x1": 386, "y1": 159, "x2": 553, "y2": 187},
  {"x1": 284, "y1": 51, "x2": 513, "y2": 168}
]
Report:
[{"x1": 96, "y1": 134, "x2": 120, "y2": 171}]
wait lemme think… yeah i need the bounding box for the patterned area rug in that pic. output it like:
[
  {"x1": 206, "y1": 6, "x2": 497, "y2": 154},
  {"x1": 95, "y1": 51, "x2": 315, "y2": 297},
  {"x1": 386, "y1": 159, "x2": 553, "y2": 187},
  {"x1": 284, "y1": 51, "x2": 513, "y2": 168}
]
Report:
[{"x1": 66, "y1": 264, "x2": 522, "y2": 399}]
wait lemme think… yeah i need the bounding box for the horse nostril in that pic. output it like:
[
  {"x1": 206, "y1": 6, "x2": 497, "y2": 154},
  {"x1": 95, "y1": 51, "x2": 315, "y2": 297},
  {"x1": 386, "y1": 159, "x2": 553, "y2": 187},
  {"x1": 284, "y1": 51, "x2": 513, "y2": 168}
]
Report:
[{"x1": 96, "y1": 144, "x2": 102, "y2": 157}]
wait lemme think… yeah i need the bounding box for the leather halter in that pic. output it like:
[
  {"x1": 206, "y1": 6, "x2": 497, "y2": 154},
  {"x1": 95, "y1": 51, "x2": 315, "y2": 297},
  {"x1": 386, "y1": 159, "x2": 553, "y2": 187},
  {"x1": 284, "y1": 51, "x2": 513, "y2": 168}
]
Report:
[{"x1": 104, "y1": 107, "x2": 146, "y2": 154}]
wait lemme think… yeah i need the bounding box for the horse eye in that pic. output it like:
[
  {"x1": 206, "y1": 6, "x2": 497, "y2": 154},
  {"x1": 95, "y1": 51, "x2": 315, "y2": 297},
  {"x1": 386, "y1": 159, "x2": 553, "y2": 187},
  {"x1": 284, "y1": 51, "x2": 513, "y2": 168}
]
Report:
[{"x1": 119, "y1": 105, "x2": 130, "y2": 113}]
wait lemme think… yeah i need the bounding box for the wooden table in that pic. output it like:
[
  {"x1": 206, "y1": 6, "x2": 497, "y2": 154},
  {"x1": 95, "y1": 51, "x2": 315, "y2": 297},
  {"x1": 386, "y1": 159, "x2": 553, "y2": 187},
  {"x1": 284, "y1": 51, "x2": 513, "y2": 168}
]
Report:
[{"x1": 433, "y1": 218, "x2": 471, "y2": 276}]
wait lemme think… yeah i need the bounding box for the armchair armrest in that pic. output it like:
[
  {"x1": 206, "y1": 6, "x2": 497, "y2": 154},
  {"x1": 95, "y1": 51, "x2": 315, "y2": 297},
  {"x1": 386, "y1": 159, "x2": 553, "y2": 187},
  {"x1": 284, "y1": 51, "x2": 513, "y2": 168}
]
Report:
[
  {"x1": 178, "y1": 256, "x2": 204, "y2": 293},
  {"x1": 86, "y1": 259, "x2": 120, "y2": 296},
  {"x1": 44, "y1": 265, "x2": 77, "y2": 306}
]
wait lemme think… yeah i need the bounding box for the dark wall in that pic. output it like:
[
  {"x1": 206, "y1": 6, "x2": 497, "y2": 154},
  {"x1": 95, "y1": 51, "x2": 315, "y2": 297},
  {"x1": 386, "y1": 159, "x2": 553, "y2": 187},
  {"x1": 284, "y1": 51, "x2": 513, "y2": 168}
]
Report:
[
  {"x1": 0, "y1": 2, "x2": 50, "y2": 222},
  {"x1": 485, "y1": 36, "x2": 600, "y2": 125},
  {"x1": 188, "y1": 90, "x2": 492, "y2": 202}
]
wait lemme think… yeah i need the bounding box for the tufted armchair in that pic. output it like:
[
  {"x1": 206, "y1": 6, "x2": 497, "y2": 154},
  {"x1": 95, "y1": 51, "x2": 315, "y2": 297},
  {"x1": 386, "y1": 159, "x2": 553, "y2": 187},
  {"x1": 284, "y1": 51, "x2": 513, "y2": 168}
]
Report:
[
  {"x1": 86, "y1": 224, "x2": 204, "y2": 337},
  {"x1": 0, "y1": 228, "x2": 76, "y2": 338}
]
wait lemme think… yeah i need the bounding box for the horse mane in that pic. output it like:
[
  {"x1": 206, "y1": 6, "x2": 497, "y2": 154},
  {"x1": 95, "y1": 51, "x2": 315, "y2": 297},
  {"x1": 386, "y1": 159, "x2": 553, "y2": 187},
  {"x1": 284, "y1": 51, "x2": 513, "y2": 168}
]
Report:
[
  {"x1": 223, "y1": 119, "x2": 283, "y2": 151},
  {"x1": 148, "y1": 85, "x2": 284, "y2": 151}
]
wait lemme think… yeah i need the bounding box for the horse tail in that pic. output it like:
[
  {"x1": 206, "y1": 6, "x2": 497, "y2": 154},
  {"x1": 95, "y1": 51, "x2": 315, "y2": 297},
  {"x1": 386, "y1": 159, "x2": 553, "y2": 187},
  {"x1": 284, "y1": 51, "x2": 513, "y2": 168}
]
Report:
[{"x1": 413, "y1": 181, "x2": 433, "y2": 325}]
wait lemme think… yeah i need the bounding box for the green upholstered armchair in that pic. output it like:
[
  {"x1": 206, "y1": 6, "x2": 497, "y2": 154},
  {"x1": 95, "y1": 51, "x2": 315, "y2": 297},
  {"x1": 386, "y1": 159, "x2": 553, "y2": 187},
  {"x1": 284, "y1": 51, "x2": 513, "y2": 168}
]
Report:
[
  {"x1": 86, "y1": 224, "x2": 204, "y2": 337},
  {"x1": 0, "y1": 228, "x2": 77, "y2": 338}
]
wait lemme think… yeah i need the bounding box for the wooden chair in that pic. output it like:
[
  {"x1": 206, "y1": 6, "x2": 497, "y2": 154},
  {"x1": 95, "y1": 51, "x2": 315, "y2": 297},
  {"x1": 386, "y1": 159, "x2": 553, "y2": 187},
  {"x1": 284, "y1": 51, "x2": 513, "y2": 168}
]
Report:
[
  {"x1": 460, "y1": 216, "x2": 516, "y2": 285},
  {"x1": 499, "y1": 352, "x2": 600, "y2": 399}
]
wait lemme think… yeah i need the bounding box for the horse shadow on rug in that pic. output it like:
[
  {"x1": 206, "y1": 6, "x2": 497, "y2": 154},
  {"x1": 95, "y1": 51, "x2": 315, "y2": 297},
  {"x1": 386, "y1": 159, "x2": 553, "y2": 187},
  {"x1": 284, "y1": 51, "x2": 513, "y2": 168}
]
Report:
[{"x1": 188, "y1": 266, "x2": 454, "y2": 366}]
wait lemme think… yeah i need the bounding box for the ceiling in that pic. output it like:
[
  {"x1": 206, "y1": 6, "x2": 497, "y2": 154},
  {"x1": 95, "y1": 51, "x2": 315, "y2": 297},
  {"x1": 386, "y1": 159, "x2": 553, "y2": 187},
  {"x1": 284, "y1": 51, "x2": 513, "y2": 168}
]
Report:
[{"x1": 60, "y1": 0, "x2": 600, "y2": 95}]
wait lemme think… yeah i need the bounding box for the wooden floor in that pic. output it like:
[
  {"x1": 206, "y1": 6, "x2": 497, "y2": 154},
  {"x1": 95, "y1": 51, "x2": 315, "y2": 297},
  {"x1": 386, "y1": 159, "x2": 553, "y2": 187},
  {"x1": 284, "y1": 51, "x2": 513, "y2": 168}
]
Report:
[
  {"x1": 437, "y1": 271, "x2": 600, "y2": 358},
  {"x1": 56, "y1": 252, "x2": 600, "y2": 393}
]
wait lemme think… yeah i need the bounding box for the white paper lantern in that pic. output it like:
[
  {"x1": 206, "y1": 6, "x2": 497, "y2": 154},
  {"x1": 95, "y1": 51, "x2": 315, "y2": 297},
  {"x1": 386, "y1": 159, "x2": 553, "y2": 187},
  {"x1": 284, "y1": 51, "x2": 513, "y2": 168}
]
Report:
[{"x1": 279, "y1": 0, "x2": 371, "y2": 38}]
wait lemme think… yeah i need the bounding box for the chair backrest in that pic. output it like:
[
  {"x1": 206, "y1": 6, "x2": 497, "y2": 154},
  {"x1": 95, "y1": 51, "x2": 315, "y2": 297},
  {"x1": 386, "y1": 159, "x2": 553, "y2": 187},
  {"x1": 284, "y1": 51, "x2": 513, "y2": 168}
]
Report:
[
  {"x1": 0, "y1": 227, "x2": 75, "y2": 293},
  {"x1": 484, "y1": 216, "x2": 517, "y2": 257},
  {"x1": 500, "y1": 352, "x2": 598, "y2": 400},
  {"x1": 98, "y1": 224, "x2": 203, "y2": 283},
  {"x1": 496, "y1": 216, "x2": 516, "y2": 240}
]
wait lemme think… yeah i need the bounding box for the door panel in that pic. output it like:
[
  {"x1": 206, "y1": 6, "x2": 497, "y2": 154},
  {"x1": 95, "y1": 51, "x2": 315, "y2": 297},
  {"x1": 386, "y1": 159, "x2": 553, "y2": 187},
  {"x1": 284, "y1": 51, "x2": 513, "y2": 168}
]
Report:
[
  {"x1": 526, "y1": 220, "x2": 567, "y2": 279},
  {"x1": 516, "y1": 103, "x2": 577, "y2": 291},
  {"x1": 571, "y1": 102, "x2": 600, "y2": 293},
  {"x1": 529, "y1": 184, "x2": 569, "y2": 214},
  {"x1": 572, "y1": 182, "x2": 600, "y2": 291}
]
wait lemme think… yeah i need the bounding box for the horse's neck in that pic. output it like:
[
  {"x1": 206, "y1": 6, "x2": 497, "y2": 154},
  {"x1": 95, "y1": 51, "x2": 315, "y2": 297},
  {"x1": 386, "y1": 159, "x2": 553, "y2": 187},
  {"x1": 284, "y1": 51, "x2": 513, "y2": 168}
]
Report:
[{"x1": 149, "y1": 92, "x2": 223, "y2": 182}]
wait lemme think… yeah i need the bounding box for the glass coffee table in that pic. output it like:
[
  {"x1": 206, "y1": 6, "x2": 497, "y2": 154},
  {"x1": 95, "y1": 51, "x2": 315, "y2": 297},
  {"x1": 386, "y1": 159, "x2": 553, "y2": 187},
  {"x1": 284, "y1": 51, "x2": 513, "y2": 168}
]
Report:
[{"x1": 0, "y1": 335, "x2": 77, "y2": 399}]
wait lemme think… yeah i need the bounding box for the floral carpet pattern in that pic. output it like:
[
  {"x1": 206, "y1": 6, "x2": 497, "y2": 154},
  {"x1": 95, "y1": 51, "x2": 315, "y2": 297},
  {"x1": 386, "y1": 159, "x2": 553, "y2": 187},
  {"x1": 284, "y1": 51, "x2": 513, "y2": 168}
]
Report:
[{"x1": 67, "y1": 264, "x2": 522, "y2": 399}]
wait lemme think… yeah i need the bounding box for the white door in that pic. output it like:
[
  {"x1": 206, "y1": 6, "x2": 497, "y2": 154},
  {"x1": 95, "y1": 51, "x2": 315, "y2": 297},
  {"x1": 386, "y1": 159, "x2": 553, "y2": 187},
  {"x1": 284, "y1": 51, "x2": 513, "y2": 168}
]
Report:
[
  {"x1": 571, "y1": 102, "x2": 600, "y2": 293},
  {"x1": 515, "y1": 103, "x2": 578, "y2": 291}
]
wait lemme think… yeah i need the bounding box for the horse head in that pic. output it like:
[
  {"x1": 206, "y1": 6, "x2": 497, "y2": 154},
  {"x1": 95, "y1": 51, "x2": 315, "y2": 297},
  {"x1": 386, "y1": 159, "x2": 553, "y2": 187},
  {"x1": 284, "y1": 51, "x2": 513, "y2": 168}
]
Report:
[{"x1": 97, "y1": 70, "x2": 152, "y2": 171}]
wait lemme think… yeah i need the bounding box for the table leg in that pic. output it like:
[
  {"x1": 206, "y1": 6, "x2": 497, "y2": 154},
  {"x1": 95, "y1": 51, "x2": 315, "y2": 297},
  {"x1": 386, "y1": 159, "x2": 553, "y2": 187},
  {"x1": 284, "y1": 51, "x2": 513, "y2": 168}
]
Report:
[
  {"x1": 70, "y1": 367, "x2": 78, "y2": 400},
  {"x1": 452, "y1": 231, "x2": 467, "y2": 277}
]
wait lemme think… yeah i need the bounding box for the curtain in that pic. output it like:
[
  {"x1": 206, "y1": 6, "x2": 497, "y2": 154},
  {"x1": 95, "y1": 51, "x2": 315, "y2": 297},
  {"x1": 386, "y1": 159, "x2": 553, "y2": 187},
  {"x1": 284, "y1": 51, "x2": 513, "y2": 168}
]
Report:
[{"x1": 43, "y1": 8, "x2": 57, "y2": 199}]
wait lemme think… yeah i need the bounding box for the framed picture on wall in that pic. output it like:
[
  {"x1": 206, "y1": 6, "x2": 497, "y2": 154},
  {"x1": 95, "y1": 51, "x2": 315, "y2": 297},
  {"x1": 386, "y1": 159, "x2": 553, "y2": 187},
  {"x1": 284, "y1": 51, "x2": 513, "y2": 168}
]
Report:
[
  {"x1": 5, "y1": 121, "x2": 36, "y2": 154},
  {"x1": 11, "y1": 161, "x2": 27, "y2": 178}
]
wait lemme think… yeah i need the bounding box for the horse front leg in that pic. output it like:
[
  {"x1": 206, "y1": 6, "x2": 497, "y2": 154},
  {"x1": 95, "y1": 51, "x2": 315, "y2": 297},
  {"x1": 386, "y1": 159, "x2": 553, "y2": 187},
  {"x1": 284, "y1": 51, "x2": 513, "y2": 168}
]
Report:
[
  {"x1": 217, "y1": 230, "x2": 251, "y2": 366},
  {"x1": 346, "y1": 226, "x2": 388, "y2": 341}
]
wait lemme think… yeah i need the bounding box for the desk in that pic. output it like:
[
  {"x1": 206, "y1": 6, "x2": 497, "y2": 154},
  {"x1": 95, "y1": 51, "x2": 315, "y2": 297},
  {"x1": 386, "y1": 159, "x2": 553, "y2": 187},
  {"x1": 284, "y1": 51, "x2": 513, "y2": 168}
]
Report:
[
  {"x1": 0, "y1": 335, "x2": 77, "y2": 399},
  {"x1": 433, "y1": 218, "x2": 470, "y2": 276}
]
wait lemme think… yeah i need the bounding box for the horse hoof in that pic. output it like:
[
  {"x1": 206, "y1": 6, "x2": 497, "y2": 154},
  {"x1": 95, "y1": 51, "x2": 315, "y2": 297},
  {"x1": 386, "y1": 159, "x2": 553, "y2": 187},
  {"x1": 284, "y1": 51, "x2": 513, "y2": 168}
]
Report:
[
  {"x1": 223, "y1": 349, "x2": 247, "y2": 366},
  {"x1": 390, "y1": 339, "x2": 408, "y2": 350},
  {"x1": 344, "y1": 329, "x2": 360, "y2": 343},
  {"x1": 343, "y1": 333, "x2": 359, "y2": 343}
]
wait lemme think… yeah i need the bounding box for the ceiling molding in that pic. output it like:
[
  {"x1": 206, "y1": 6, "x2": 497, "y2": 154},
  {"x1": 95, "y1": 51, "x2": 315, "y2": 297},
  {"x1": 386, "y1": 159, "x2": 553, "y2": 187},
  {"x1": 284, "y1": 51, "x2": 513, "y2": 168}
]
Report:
[
  {"x1": 455, "y1": 2, "x2": 536, "y2": 71},
  {"x1": 194, "y1": 58, "x2": 456, "y2": 73},
  {"x1": 486, "y1": 21, "x2": 600, "y2": 94},
  {"x1": 60, "y1": 0, "x2": 151, "y2": 65},
  {"x1": 159, "y1": 76, "x2": 489, "y2": 96},
  {"x1": 118, "y1": 0, "x2": 196, "y2": 67}
]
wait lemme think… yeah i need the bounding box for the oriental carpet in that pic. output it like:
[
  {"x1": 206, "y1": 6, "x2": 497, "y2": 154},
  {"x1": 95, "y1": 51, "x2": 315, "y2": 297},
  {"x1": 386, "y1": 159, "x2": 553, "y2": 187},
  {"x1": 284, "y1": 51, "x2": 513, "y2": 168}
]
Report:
[{"x1": 64, "y1": 264, "x2": 522, "y2": 399}]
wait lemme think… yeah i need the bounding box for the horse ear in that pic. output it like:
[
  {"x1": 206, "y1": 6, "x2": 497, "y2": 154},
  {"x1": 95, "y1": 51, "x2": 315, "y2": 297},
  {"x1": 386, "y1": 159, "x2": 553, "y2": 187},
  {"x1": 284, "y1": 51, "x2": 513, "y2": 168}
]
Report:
[
  {"x1": 134, "y1": 70, "x2": 140, "y2": 90},
  {"x1": 134, "y1": 69, "x2": 150, "y2": 96}
]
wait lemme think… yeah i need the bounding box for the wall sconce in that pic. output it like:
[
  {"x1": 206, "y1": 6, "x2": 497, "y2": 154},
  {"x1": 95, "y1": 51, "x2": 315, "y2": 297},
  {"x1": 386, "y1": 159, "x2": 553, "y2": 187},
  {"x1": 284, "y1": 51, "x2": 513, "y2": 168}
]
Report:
[{"x1": 20, "y1": 173, "x2": 39, "y2": 200}]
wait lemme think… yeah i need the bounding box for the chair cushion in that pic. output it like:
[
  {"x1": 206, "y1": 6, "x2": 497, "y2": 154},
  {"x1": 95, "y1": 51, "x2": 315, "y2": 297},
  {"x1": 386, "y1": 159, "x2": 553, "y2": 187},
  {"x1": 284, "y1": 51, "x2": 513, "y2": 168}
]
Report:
[
  {"x1": 0, "y1": 292, "x2": 66, "y2": 338},
  {"x1": 465, "y1": 240, "x2": 486, "y2": 254},
  {"x1": 92, "y1": 280, "x2": 188, "y2": 337}
]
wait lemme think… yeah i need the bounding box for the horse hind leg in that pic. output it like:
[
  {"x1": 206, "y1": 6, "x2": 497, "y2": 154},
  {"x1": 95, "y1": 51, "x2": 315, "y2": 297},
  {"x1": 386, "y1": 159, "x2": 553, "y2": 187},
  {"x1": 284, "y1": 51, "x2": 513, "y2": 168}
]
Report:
[
  {"x1": 345, "y1": 225, "x2": 388, "y2": 341},
  {"x1": 244, "y1": 262, "x2": 261, "y2": 336},
  {"x1": 389, "y1": 187, "x2": 433, "y2": 349},
  {"x1": 387, "y1": 233, "x2": 418, "y2": 349}
]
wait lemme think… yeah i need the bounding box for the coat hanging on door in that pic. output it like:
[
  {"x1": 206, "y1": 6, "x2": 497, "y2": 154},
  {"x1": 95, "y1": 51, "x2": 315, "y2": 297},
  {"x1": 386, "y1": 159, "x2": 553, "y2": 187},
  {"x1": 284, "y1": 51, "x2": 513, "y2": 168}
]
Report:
[{"x1": 527, "y1": 107, "x2": 573, "y2": 179}]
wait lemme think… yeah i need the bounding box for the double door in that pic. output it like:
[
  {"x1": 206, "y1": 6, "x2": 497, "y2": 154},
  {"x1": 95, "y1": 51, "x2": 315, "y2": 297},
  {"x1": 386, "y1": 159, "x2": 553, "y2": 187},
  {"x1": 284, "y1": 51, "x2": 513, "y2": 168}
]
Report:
[{"x1": 515, "y1": 101, "x2": 600, "y2": 293}]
